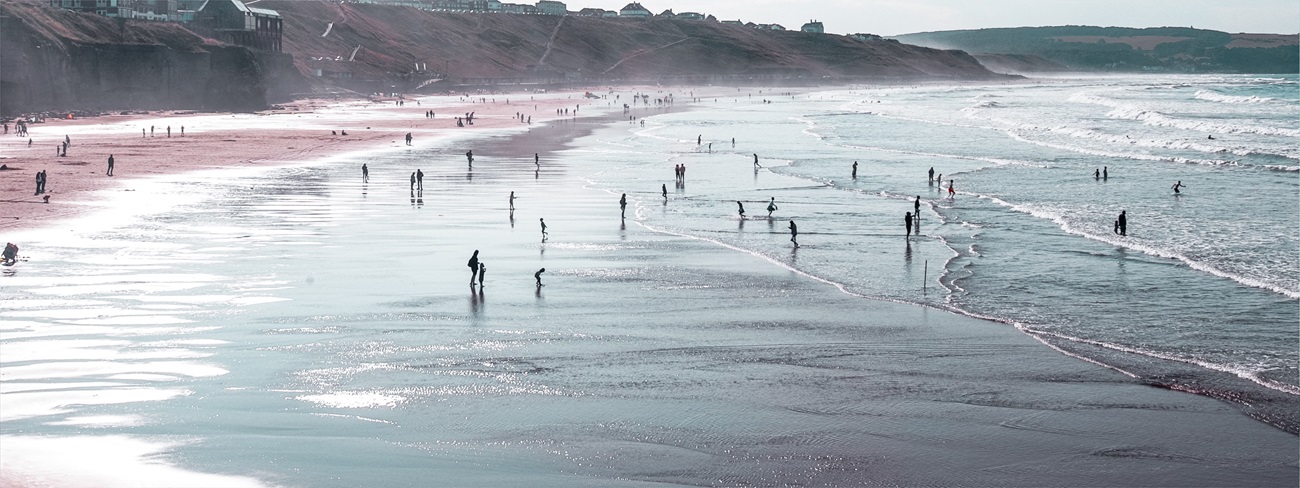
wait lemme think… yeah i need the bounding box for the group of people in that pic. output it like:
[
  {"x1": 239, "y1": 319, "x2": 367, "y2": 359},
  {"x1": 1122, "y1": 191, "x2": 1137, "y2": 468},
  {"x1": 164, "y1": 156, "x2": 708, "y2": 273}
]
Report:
[{"x1": 467, "y1": 250, "x2": 544, "y2": 289}]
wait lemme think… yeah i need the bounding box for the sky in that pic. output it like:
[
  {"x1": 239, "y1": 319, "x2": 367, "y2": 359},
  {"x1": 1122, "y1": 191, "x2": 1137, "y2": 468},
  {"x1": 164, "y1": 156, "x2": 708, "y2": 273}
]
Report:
[{"x1": 582, "y1": 0, "x2": 1300, "y2": 36}]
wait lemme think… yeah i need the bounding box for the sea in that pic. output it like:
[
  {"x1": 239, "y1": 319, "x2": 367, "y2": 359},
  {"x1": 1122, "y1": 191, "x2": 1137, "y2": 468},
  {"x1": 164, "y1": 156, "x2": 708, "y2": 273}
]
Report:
[
  {"x1": 1, "y1": 74, "x2": 1297, "y2": 486},
  {"x1": 584, "y1": 73, "x2": 1299, "y2": 430}
]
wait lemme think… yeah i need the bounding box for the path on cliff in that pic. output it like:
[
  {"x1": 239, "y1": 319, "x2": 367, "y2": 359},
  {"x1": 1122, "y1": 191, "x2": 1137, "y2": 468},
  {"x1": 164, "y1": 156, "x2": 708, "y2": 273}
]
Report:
[
  {"x1": 601, "y1": 37, "x2": 693, "y2": 74},
  {"x1": 537, "y1": 15, "x2": 566, "y2": 66}
]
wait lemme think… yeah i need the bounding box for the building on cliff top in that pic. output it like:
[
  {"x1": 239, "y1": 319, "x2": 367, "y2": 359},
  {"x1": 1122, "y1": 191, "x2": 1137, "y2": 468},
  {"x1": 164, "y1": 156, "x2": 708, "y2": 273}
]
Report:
[
  {"x1": 194, "y1": 0, "x2": 282, "y2": 52},
  {"x1": 619, "y1": 2, "x2": 650, "y2": 17},
  {"x1": 49, "y1": 0, "x2": 132, "y2": 18},
  {"x1": 535, "y1": 0, "x2": 565, "y2": 15},
  {"x1": 801, "y1": 20, "x2": 824, "y2": 33}
]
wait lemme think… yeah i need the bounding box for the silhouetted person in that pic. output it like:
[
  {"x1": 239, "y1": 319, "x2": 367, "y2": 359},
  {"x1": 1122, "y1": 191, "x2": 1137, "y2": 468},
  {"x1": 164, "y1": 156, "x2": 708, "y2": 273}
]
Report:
[
  {"x1": 904, "y1": 211, "x2": 913, "y2": 237},
  {"x1": 1103, "y1": 167, "x2": 1108, "y2": 180},
  {"x1": 540, "y1": 218, "x2": 548, "y2": 240},
  {"x1": 662, "y1": 184, "x2": 667, "y2": 199},
  {"x1": 467, "y1": 250, "x2": 480, "y2": 285},
  {"x1": 852, "y1": 161, "x2": 858, "y2": 179},
  {"x1": 166, "y1": 126, "x2": 171, "y2": 138},
  {"x1": 410, "y1": 172, "x2": 416, "y2": 191},
  {"x1": 2, "y1": 242, "x2": 17, "y2": 265},
  {"x1": 509, "y1": 191, "x2": 516, "y2": 210},
  {"x1": 478, "y1": 263, "x2": 486, "y2": 287},
  {"x1": 405, "y1": 133, "x2": 412, "y2": 146},
  {"x1": 753, "y1": 154, "x2": 760, "y2": 168},
  {"x1": 362, "y1": 164, "x2": 369, "y2": 183},
  {"x1": 1117, "y1": 210, "x2": 1127, "y2": 236},
  {"x1": 789, "y1": 220, "x2": 798, "y2": 247},
  {"x1": 534, "y1": 153, "x2": 539, "y2": 166},
  {"x1": 416, "y1": 169, "x2": 424, "y2": 191},
  {"x1": 151, "y1": 126, "x2": 154, "y2": 137},
  {"x1": 698, "y1": 135, "x2": 702, "y2": 145},
  {"x1": 1094, "y1": 168, "x2": 1100, "y2": 179},
  {"x1": 466, "y1": 150, "x2": 474, "y2": 167},
  {"x1": 1172, "y1": 181, "x2": 1184, "y2": 194},
  {"x1": 766, "y1": 197, "x2": 777, "y2": 217},
  {"x1": 106, "y1": 154, "x2": 114, "y2": 176},
  {"x1": 736, "y1": 201, "x2": 745, "y2": 219},
  {"x1": 620, "y1": 193, "x2": 627, "y2": 219},
  {"x1": 947, "y1": 180, "x2": 955, "y2": 198},
  {"x1": 928, "y1": 167, "x2": 934, "y2": 182},
  {"x1": 914, "y1": 196, "x2": 920, "y2": 216},
  {"x1": 535, "y1": 268, "x2": 546, "y2": 287},
  {"x1": 731, "y1": 137, "x2": 735, "y2": 147}
]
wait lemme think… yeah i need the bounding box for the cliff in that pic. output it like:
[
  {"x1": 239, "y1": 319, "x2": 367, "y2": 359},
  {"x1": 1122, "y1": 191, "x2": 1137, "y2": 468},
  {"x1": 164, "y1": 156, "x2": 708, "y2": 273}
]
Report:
[
  {"x1": 895, "y1": 26, "x2": 1299, "y2": 74},
  {"x1": 0, "y1": 0, "x2": 305, "y2": 116},
  {"x1": 261, "y1": 0, "x2": 1008, "y2": 92}
]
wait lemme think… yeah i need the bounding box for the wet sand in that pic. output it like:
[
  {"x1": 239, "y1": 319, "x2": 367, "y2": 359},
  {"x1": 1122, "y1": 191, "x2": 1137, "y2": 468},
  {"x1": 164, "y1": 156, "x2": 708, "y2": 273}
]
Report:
[
  {"x1": 0, "y1": 90, "x2": 1296, "y2": 487},
  {"x1": 0, "y1": 92, "x2": 609, "y2": 231}
]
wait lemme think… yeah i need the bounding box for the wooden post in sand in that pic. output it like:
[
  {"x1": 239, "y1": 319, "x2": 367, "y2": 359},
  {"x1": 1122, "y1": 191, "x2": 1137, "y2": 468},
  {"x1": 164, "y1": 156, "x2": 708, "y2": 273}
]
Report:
[{"x1": 923, "y1": 260, "x2": 928, "y2": 293}]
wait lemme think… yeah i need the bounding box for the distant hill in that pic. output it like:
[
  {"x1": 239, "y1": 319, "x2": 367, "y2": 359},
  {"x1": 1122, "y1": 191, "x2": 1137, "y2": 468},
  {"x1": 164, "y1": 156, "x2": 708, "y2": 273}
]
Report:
[{"x1": 894, "y1": 26, "x2": 1299, "y2": 73}]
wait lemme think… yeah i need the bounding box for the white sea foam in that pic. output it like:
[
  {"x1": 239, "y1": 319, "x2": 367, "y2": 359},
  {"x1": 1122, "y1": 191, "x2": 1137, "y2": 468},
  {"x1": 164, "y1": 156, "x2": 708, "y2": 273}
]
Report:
[
  {"x1": 1069, "y1": 92, "x2": 1300, "y2": 138},
  {"x1": 1193, "y1": 89, "x2": 1274, "y2": 104}
]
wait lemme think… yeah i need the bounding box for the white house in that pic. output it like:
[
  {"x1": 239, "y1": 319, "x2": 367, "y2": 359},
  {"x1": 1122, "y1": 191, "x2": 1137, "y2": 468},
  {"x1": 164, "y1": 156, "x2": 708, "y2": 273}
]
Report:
[
  {"x1": 619, "y1": 2, "x2": 650, "y2": 17},
  {"x1": 801, "y1": 20, "x2": 824, "y2": 33}
]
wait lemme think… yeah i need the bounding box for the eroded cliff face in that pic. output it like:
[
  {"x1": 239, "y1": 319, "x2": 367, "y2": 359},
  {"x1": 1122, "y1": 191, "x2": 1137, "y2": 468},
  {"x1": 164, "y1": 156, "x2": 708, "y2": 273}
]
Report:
[
  {"x1": 0, "y1": 1, "x2": 302, "y2": 116},
  {"x1": 262, "y1": 0, "x2": 1008, "y2": 91}
]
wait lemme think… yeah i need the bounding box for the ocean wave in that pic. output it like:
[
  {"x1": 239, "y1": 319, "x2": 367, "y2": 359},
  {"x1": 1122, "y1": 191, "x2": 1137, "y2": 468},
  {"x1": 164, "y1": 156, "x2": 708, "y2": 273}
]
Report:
[
  {"x1": 974, "y1": 192, "x2": 1300, "y2": 300},
  {"x1": 1003, "y1": 130, "x2": 1250, "y2": 169},
  {"x1": 1193, "y1": 89, "x2": 1274, "y2": 104},
  {"x1": 1068, "y1": 92, "x2": 1300, "y2": 138}
]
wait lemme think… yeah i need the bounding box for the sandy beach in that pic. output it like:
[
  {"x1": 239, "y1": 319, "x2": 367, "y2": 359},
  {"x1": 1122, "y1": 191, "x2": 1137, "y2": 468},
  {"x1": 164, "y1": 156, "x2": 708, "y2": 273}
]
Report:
[
  {"x1": 0, "y1": 90, "x2": 616, "y2": 230},
  {"x1": 1, "y1": 86, "x2": 1296, "y2": 487}
]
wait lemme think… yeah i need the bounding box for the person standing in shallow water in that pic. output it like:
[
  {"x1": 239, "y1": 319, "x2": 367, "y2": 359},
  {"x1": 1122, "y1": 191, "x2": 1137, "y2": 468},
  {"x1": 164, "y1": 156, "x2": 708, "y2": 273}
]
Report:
[
  {"x1": 928, "y1": 167, "x2": 934, "y2": 182},
  {"x1": 540, "y1": 218, "x2": 548, "y2": 240},
  {"x1": 736, "y1": 201, "x2": 745, "y2": 219},
  {"x1": 914, "y1": 196, "x2": 921, "y2": 218},
  {"x1": 107, "y1": 154, "x2": 114, "y2": 176},
  {"x1": 478, "y1": 263, "x2": 486, "y2": 288},
  {"x1": 904, "y1": 211, "x2": 913, "y2": 237},
  {"x1": 619, "y1": 194, "x2": 627, "y2": 219},
  {"x1": 535, "y1": 268, "x2": 546, "y2": 287},
  {"x1": 789, "y1": 220, "x2": 798, "y2": 247},
  {"x1": 410, "y1": 172, "x2": 416, "y2": 191},
  {"x1": 1117, "y1": 210, "x2": 1127, "y2": 236},
  {"x1": 362, "y1": 164, "x2": 368, "y2": 183},
  {"x1": 467, "y1": 250, "x2": 480, "y2": 285},
  {"x1": 851, "y1": 161, "x2": 857, "y2": 179},
  {"x1": 509, "y1": 191, "x2": 516, "y2": 210},
  {"x1": 661, "y1": 184, "x2": 667, "y2": 199},
  {"x1": 1172, "y1": 181, "x2": 1184, "y2": 194},
  {"x1": 416, "y1": 169, "x2": 424, "y2": 191}
]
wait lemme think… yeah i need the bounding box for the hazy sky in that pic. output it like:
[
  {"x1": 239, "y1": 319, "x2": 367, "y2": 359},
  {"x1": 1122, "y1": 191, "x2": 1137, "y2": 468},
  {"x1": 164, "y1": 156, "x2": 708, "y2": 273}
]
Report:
[{"x1": 583, "y1": 0, "x2": 1299, "y2": 36}]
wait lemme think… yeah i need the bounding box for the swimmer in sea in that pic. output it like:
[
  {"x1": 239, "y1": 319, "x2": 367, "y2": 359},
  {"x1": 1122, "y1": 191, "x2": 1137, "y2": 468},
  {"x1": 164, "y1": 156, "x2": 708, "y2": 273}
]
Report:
[{"x1": 1172, "y1": 180, "x2": 1184, "y2": 194}]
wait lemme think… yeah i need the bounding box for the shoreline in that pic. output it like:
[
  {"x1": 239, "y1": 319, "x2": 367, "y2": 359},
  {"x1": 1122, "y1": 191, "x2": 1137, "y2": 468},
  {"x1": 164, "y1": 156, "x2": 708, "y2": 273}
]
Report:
[{"x1": 2, "y1": 81, "x2": 1296, "y2": 485}]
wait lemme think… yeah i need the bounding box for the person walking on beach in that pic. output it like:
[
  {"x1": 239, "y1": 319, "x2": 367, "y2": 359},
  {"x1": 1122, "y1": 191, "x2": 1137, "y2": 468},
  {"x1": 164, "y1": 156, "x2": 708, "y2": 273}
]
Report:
[
  {"x1": 789, "y1": 220, "x2": 799, "y2": 248},
  {"x1": 1117, "y1": 210, "x2": 1127, "y2": 236},
  {"x1": 662, "y1": 184, "x2": 667, "y2": 199},
  {"x1": 736, "y1": 201, "x2": 746, "y2": 219},
  {"x1": 405, "y1": 133, "x2": 413, "y2": 146},
  {"x1": 34, "y1": 171, "x2": 41, "y2": 195},
  {"x1": 478, "y1": 262, "x2": 486, "y2": 288},
  {"x1": 107, "y1": 154, "x2": 114, "y2": 176},
  {"x1": 467, "y1": 250, "x2": 480, "y2": 285},
  {"x1": 466, "y1": 150, "x2": 474, "y2": 167},
  {"x1": 540, "y1": 218, "x2": 548, "y2": 240},
  {"x1": 535, "y1": 268, "x2": 546, "y2": 287},
  {"x1": 852, "y1": 161, "x2": 858, "y2": 179},
  {"x1": 697, "y1": 135, "x2": 702, "y2": 146},
  {"x1": 509, "y1": 191, "x2": 516, "y2": 210},
  {"x1": 928, "y1": 167, "x2": 934, "y2": 182},
  {"x1": 904, "y1": 211, "x2": 914, "y2": 238},
  {"x1": 416, "y1": 169, "x2": 424, "y2": 191},
  {"x1": 362, "y1": 164, "x2": 369, "y2": 183},
  {"x1": 914, "y1": 196, "x2": 921, "y2": 217},
  {"x1": 534, "y1": 153, "x2": 539, "y2": 166},
  {"x1": 947, "y1": 180, "x2": 955, "y2": 198},
  {"x1": 753, "y1": 154, "x2": 760, "y2": 168},
  {"x1": 410, "y1": 172, "x2": 416, "y2": 191},
  {"x1": 1172, "y1": 181, "x2": 1184, "y2": 194},
  {"x1": 766, "y1": 197, "x2": 778, "y2": 218},
  {"x1": 620, "y1": 194, "x2": 627, "y2": 219}
]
